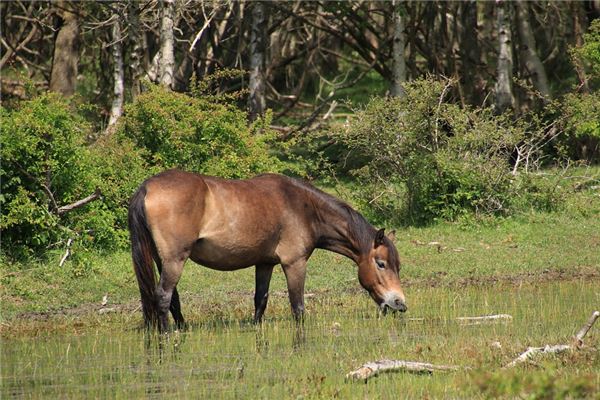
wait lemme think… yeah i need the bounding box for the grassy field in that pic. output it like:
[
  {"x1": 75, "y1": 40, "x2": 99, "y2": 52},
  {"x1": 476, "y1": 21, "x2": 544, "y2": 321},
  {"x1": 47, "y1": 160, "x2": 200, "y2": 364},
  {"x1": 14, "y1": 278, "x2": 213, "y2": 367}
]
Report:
[
  {"x1": 2, "y1": 193, "x2": 599, "y2": 321},
  {"x1": 1, "y1": 173, "x2": 599, "y2": 398}
]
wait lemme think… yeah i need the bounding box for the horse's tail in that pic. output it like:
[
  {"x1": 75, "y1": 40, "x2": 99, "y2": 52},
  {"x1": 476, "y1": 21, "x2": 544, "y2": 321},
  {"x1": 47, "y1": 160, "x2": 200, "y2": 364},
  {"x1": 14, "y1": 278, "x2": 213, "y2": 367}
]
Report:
[{"x1": 128, "y1": 184, "x2": 158, "y2": 329}]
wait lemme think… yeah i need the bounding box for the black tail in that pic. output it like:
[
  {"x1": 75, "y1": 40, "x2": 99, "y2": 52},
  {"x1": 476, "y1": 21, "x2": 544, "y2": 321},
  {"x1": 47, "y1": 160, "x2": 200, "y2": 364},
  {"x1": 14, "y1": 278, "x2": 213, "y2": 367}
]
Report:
[{"x1": 128, "y1": 184, "x2": 158, "y2": 329}]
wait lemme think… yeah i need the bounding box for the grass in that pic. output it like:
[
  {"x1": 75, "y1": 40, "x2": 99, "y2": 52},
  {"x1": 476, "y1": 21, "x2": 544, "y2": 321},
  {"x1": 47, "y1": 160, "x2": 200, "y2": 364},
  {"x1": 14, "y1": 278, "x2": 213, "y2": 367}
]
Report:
[
  {"x1": 2, "y1": 196, "x2": 599, "y2": 321},
  {"x1": 2, "y1": 281, "x2": 598, "y2": 399},
  {"x1": 1, "y1": 172, "x2": 599, "y2": 398}
]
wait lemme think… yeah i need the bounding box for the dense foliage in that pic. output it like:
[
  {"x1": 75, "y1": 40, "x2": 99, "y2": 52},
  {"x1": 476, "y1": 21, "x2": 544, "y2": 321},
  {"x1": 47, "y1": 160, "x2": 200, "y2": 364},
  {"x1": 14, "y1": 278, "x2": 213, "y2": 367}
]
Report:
[
  {"x1": 116, "y1": 84, "x2": 282, "y2": 178},
  {"x1": 1, "y1": 87, "x2": 283, "y2": 260},
  {"x1": 335, "y1": 78, "x2": 583, "y2": 225}
]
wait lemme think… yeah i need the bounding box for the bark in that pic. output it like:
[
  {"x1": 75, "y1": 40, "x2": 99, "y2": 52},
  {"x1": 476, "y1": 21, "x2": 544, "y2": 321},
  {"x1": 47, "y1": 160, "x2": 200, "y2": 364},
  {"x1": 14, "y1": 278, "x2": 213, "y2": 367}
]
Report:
[
  {"x1": 495, "y1": 0, "x2": 515, "y2": 114},
  {"x1": 248, "y1": 1, "x2": 267, "y2": 121},
  {"x1": 515, "y1": 0, "x2": 550, "y2": 97},
  {"x1": 459, "y1": 0, "x2": 483, "y2": 105},
  {"x1": 107, "y1": 15, "x2": 124, "y2": 131},
  {"x1": 49, "y1": 1, "x2": 80, "y2": 96},
  {"x1": 390, "y1": 0, "x2": 406, "y2": 98},
  {"x1": 128, "y1": 0, "x2": 144, "y2": 97},
  {"x1": 159, "y1": 0, "x2": 175, "y2": 89}
]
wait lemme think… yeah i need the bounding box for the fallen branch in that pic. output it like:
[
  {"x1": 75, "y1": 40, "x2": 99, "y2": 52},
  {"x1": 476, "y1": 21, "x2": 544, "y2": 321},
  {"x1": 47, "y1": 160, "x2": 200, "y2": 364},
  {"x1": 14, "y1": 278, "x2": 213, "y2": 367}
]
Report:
[
  {"x1": 58, "y1": 238, "x2": 73, "y2": 267},
  {"x1": 456, "y1": 314, "x2": 513, "y2": 325},
  {"x1": 505, "y1": 310, "x2": 599, "y2": 368},
  {"x1": 407, "y1": 314, "x2": 513, "y2": 325},
  {"x1": 346, "y1": 360, "x2": 460, "y2": 381},
  {"x1": 57, "y1": 188, "x2": 102, "y2": 215}
]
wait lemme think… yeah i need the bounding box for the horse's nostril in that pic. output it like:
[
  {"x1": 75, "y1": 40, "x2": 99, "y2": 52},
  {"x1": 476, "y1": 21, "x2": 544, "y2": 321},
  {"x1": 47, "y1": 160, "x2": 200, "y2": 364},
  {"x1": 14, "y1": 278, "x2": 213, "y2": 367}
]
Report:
[{"x1": 395, "y1": 299, "x2": 407, "y2": 312}]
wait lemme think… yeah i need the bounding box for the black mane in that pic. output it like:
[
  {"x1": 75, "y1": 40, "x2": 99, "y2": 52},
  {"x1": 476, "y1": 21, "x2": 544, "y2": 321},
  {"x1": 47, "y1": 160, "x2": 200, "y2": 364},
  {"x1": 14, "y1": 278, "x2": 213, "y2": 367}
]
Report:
[{"x1": 288, "y1": 177, "x2": 377, "y2": 254}]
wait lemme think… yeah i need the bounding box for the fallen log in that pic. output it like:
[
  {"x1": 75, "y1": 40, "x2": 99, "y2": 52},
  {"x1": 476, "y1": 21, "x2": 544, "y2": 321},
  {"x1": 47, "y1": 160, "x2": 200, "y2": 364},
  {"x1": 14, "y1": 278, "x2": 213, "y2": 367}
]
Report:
[
  {"x1": 346, "y1": 360, "x2": 460, "y2": 381},
  {"x1": 456, "y1": 314, "x2": 513, "y2": 325},
  {"x1": 407, "y1": 314, "x2": 513, "y2": 324},
  {"x1": 504, "y1": 310, "x2": 599, "y2": 368}
]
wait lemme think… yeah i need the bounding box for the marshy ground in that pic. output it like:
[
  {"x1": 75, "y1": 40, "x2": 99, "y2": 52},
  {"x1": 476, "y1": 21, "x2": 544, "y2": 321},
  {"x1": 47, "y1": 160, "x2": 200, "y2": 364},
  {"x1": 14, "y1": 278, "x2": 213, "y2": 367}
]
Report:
[{"x1": 2, "y1": 203, "x2": 600, "y2": 398}]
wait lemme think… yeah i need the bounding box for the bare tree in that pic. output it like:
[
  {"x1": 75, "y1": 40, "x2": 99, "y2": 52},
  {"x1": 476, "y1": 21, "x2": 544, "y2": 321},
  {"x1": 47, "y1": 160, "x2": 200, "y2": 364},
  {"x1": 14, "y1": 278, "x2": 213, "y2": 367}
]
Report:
[
  {"x1": 495, "y1": 0, "x2": 515, "y2": 113},
  {"x1": 390, "y1": 0, "x2": 406, "y2": 98},
  {"x1": 159, "y1": 0, "x2": 175, "y2": 89},
  {"x1": 248, "y1": 1, "x2": 267, "y2": 121},
  {"x1": 49, "y1": 1, "x2": 80, "y2": 96},
  {"x1": 515, "y1": 0, "x2": 550, "y2": 97}
]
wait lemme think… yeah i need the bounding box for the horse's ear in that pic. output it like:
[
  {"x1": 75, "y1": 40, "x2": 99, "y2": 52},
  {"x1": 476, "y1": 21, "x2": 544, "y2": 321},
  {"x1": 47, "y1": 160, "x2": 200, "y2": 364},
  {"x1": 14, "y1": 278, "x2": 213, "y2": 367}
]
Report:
[
  {"x1": 374, "y1": 228, "x2": 385, "y2": 247},
  {"x1": 387, "y1": 230, "x2": 396, "y2": 242}
]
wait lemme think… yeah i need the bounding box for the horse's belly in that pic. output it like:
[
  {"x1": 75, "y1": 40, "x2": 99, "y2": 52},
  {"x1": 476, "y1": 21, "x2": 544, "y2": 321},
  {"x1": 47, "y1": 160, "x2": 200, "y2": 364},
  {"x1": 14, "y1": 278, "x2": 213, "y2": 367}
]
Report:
[{"x1": 189, "y1": 237, "x2": 279, "y2": 270}]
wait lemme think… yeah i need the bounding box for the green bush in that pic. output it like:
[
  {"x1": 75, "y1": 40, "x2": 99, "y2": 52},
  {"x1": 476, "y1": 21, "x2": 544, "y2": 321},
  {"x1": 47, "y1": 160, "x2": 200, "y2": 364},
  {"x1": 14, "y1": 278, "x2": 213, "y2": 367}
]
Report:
[
  {"x1": 1, "y1": 94, "x2": 151, "y2": 259},
  {"x1": 1, "y1": 86, "x2": 287, "y2": 260},
  {"x1": 116, "y1": 84, "x2": 283, "y2": 178},
  {"x1": 335, "y1": 78, "x2": 567, "y2": 225}
]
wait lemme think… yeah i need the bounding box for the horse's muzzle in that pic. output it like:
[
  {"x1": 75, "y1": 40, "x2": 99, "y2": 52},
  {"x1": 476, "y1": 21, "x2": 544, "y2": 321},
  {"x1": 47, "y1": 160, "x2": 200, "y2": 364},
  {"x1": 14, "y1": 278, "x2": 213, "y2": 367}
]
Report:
[{"x1": 381, "y1": 297, "x2": 407, "y2": 313}]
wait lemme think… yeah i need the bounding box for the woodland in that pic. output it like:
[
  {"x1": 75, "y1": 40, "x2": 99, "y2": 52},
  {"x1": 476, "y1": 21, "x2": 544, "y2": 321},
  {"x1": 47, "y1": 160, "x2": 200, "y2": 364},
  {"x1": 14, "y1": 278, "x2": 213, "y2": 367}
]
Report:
[{"x1": 1, "y1": 1, "x2": 600, "y2": 258}]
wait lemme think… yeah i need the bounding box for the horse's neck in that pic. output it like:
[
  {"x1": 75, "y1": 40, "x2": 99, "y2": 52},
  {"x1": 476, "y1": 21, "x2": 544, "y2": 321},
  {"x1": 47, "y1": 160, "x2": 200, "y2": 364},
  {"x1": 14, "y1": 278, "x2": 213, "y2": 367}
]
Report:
[{"x1": 314, "y1": 203, "x2": 366, "y2": 263}]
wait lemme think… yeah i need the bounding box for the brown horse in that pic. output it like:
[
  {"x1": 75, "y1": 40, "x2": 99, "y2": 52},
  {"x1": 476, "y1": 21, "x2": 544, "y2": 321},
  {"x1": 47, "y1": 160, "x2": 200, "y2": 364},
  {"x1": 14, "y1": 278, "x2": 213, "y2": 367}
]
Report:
[{"x1": 128, "y1": 169, "x2": 406, "y2": 332}]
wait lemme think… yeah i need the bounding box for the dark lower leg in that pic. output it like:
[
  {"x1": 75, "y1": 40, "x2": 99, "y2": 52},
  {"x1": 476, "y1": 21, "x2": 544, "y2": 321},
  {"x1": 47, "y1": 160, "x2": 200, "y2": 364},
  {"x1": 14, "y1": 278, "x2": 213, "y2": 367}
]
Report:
[
  {"x1": 254, "y1": 264, "x2": 274, "y2": 324},
  {"x1": 170, "y1": 287, "x2": 186, "y2": 330}
]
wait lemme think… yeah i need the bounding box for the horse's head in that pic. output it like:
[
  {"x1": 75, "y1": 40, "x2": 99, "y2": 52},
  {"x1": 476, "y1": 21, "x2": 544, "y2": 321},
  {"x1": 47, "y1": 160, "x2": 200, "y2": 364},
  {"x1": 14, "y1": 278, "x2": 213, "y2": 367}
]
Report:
[{"x1": 357, "y1": 229, "x2": 407, "y2": 313}]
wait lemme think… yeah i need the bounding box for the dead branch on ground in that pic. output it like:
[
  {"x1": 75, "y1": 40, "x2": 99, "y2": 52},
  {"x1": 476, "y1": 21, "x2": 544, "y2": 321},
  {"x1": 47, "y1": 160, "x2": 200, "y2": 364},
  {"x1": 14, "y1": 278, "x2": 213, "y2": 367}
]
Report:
[
  {"x1": 504, "y1": 310, "x2": 599, "y2": 368},
  {"x1": 346, "y1": 360, "x2": 461, "y2": 381}
]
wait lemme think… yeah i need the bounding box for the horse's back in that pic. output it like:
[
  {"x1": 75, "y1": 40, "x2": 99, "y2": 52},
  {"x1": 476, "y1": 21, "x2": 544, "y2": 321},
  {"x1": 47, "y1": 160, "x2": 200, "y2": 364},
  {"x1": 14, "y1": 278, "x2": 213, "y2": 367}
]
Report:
[{"x1": 139, "y1": 170, "x2": 314, "y2": 269}]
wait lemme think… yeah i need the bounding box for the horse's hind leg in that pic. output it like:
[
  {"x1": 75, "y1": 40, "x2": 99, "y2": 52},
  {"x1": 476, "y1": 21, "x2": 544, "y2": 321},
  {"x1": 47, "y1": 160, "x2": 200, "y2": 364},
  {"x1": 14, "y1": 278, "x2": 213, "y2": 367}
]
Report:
[
  {"x1": 153, "y1": 251, "x2": 186, "y2": 330},
  {"x1": 254, "y1": 263, "x2": 275, "y2": 324},
  {"x1": 169, "y1": 287, "x2": 186, "y2": 330},
  {"x1": 155, "y1": 258, "x2": 186, "y2": 333}
]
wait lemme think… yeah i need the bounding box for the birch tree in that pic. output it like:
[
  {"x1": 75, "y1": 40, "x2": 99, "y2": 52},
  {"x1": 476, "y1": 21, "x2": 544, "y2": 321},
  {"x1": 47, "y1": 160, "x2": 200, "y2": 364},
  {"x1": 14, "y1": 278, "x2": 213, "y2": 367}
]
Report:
[
  {"x1": 390, "y1": 0, "x2": 406, "y2": 98},
  {"x1": 495, "y1": 0, "x2": 515, "y2": 113},
  {"x1": 159, "y1": 0, "x2": 175, "y2": 89},
  {"x1": 106, "y1": 12, "x2": 124, "y2": 132}
]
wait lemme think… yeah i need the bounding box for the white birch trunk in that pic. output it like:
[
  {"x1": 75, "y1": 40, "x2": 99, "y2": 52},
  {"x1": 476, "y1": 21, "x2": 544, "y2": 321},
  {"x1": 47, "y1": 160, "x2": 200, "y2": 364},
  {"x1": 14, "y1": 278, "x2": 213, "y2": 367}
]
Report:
[
  {"x1": 159, "y1": 0, "x2": 175, "y2": 89},
  {"x1": 128, "y1": 0, "x2": 144, "y2": 97},
  {"x1": 107, "y1": 16, "x2": 124, "y2": 131},
  {"x1": 390, "y1": 0, "x2": 406, "y2": 98},
  {"x1": 495, "y1": 0, "x2": 515, "y2": 113}
]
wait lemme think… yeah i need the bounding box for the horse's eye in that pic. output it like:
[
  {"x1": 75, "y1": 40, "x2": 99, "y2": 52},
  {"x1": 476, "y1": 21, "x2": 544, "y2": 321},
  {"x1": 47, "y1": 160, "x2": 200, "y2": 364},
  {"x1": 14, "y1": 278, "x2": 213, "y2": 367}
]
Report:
[{"x1": 376, "y1": 259, "x2": 385, "y2": 270}]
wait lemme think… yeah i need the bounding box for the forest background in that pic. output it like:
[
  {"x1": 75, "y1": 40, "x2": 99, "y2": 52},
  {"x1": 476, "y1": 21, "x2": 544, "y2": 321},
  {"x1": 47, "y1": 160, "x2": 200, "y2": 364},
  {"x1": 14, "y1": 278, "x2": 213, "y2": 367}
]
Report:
[{"x1": 1, "y1": 0, "x2": 599, "y2": 263}]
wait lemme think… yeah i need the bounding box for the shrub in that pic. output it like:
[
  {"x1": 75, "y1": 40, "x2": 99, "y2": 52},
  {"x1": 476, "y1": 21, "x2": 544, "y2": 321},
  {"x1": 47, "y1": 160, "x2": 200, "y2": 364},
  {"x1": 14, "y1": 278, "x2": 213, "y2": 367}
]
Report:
[
  {"x1": 116, "y1": 84, "x2": 283, "y2": 178},
  {"x1": 335, "y1": 78, "x2": 566, "y2": 225},
  {"x1": 1, "y1": 94, "x2": 150, "y2": 259}
]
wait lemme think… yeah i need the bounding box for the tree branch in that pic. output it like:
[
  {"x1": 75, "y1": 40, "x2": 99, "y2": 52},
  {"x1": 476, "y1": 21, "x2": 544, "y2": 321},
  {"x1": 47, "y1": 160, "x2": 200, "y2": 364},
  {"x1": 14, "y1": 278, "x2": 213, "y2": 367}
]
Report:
[{"x1": 57, "y1": 188, "x2": 102, "y2": 215}]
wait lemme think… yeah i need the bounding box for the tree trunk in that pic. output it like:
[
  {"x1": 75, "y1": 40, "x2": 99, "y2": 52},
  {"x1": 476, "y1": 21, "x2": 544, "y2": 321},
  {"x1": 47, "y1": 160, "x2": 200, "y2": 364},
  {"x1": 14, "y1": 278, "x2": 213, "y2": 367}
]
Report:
[
  {"x1": 107, "y1": 15, "x2": 124, "y2": 132},
  {"x1": 459, "y1": 0, "x2": 483, "y2": 106},
  {"x1": 49, "y1": 1, "x2": 80, "y2": 96},
  {"x1": 159, "y1": 0, "x2": 175, "y2": 89},
  {"x1": 248, "y1": 1, "x2": 267, "y2": 122},
  {"x1": 495, "y1": 0, "x2": 515, "y2": 114},
  {"x1": 128, "y1": 0, "x2": 144, "y2": 97},
  {"x1": 515, "y1": 0, "x2": 550, "y2": 98},
  {"x1": 390, "y1": 0, "x2": 406, "y2": 98}
]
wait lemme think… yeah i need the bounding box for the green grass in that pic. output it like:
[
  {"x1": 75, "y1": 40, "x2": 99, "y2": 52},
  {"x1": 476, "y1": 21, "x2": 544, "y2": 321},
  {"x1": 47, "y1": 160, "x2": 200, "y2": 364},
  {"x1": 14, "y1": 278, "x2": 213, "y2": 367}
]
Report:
[
  {"x1": 1, "y1": 173, "x2": 599, "y2": 398},
  {"x1": 2, "y1": 281, "x2": 598, "y2": 399},
  {"x1": 2, "y1": 199, "x2": 599, "y2": 321}
]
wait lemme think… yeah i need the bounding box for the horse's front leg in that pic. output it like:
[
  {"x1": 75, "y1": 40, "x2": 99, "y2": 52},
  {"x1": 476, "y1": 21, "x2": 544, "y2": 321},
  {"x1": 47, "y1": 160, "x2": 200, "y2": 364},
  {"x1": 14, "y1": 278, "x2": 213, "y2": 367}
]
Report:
[
  {"x1": 282, "y1": 258, "x2": 308, "y2": 323},
  {"x1": 254, "y1": 263, "x2": 275, "y2": 324}
]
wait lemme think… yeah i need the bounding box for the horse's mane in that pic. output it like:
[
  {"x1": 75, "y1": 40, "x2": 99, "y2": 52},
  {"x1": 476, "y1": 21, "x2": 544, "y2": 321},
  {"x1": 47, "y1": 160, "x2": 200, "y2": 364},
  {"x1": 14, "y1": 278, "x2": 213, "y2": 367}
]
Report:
[{"x1": 287, "y1": 177, "x2": 376, "y2": 253}]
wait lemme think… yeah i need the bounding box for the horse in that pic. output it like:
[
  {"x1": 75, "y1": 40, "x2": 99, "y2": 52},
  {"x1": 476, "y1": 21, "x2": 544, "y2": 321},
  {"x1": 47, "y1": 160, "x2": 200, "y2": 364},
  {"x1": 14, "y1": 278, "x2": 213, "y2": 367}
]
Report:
[{"x1": 128, "y1": 169, "x2": 407, "y2": 332}]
